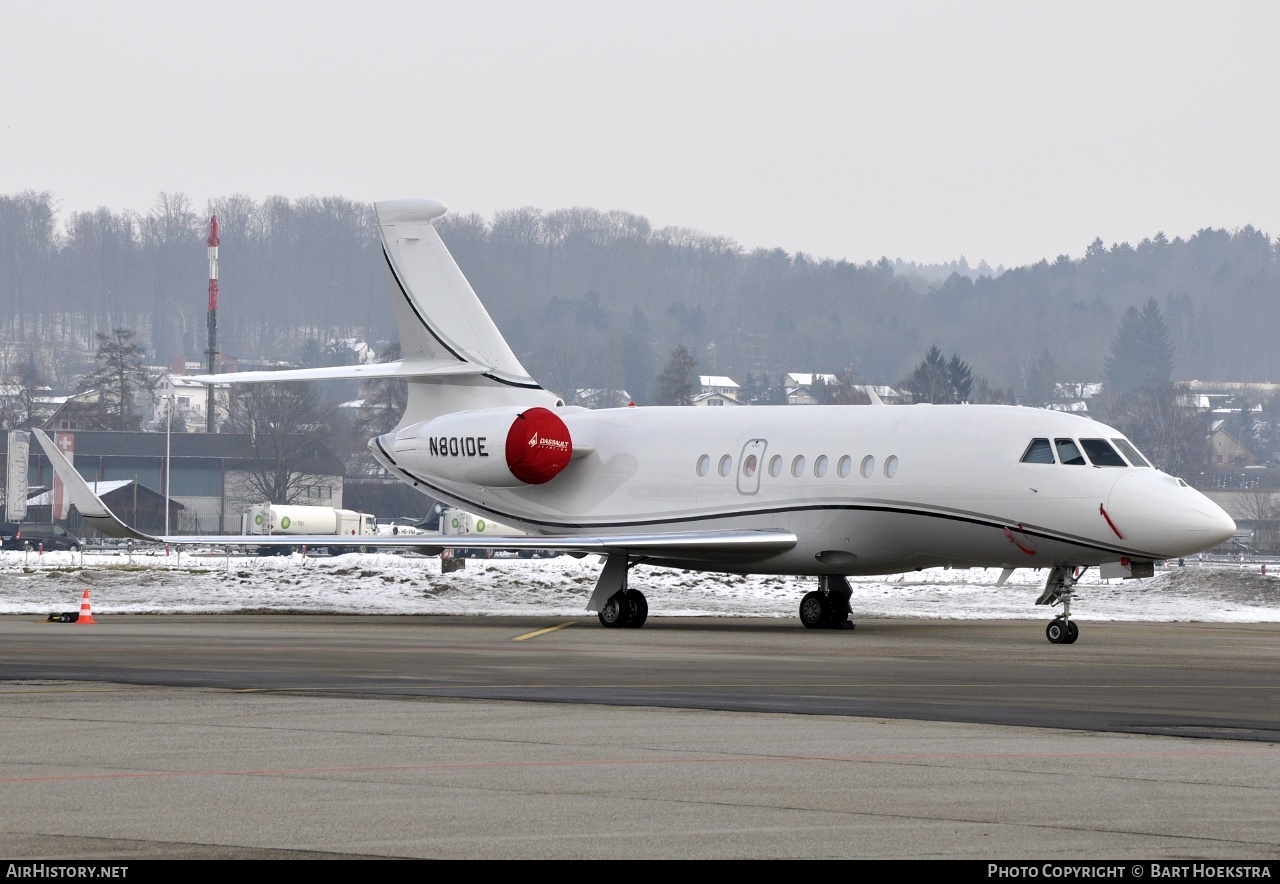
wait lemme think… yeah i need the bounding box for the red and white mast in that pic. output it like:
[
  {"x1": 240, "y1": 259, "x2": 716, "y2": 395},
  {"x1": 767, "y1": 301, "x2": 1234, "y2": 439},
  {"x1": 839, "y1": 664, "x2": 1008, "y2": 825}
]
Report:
[{"x1": 205, "y1": 215, "x2": 220, "y2": 433}]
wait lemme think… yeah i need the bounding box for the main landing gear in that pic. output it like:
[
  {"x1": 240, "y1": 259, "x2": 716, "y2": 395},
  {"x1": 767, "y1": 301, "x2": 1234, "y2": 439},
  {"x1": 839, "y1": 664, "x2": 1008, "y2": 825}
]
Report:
[
  {"x1": 800, "y1": 575, "x2": 855, "y2": 630},
  {"x1": 1036, "y1": 564, "x2": 1082, "y2": 644},
  {"x1": 588, "y1": 554, "x2": 649, "y2": 629},
  {"x1": 598, "y1": 588, "x2": 648, "y2": 629}
]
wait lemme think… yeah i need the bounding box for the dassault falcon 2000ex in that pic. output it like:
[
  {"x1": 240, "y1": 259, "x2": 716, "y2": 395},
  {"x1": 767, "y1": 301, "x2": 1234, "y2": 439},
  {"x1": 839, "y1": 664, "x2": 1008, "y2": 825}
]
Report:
[{"x1": 34, "y1": 198, "x2": 1237, "y2": 643}]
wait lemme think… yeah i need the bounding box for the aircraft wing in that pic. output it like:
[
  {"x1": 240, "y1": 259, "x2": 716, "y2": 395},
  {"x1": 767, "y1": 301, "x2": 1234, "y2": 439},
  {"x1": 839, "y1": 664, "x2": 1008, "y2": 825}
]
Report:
[{"x1": 30, "y1": 431, "x2": 796, "y2": 561}]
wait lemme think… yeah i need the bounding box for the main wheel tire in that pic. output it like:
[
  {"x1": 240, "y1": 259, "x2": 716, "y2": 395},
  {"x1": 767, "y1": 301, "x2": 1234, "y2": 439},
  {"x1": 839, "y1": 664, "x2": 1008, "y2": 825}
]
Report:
[
  {"x1": 799, "y1": 591, "x2": 831, "y2": 629},
  {"x1": 623, "y1": 590, "x2": 648, "y2": 629},
  {"x1": 1064, "y1": 620, "x2": 1079, "y2": 644},
  {"x1": 598, "y1": 592, "x2": 633, "y2": 628},
  {"x1": 1046, "y1": 618, "x2": 1067, "y2": 644}
]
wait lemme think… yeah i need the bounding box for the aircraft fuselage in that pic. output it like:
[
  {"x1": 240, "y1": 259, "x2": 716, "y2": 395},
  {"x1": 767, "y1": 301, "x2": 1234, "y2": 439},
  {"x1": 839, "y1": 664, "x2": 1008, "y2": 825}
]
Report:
[{"x1": 377, "y1": 401, "x2": 1234, "y2": 576}]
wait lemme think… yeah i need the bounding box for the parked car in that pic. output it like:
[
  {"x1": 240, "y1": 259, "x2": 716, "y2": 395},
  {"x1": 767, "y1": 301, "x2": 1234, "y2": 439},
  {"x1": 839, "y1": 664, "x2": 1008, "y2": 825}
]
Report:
[{"x1": 0, "y1": 522, "x2": 83, "y2": 551}]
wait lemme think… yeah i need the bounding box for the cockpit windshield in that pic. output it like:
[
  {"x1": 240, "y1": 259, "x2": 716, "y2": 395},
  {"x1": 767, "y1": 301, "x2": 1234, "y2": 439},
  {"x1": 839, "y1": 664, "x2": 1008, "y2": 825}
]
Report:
[
  {"x1": 1055, "y1": 438, "x2": 1086, "y2": 465},
  {"x1": 1020, "y1": 438, "x2": 1055, "y2": 464},
  {"x1": 1080, "y1": 438, "x2": 1127, "y2": 466},
  {"x1": 1022, "y1": 435, "x2": 1151, "y2": 468},
  {"x1": 1111, "y1": 438, "x2": 1152, "y2": 468}
]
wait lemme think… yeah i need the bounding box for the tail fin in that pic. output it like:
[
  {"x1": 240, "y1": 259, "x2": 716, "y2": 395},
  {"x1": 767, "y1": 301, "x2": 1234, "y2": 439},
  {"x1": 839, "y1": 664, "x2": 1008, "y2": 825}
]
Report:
[
  {"x1": 182, "y1": 199, "x2": 558, "y2": 425},
  {"x1": 376, "y1": 200, "x2": 559, "y2": 424}
]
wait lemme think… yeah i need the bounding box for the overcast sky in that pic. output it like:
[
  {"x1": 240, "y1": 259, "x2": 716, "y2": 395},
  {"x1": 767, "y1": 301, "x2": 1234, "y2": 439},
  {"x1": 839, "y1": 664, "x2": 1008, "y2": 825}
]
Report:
[{"x1": 3, "y1": 1, "x2": 1277, "y2": 267}]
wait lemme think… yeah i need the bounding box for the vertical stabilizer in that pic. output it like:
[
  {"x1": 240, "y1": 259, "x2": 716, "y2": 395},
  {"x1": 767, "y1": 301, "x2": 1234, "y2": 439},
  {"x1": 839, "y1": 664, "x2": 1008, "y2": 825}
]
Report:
[{"x1": 375, "y1": 200, "x2": 558, "y2": 423}]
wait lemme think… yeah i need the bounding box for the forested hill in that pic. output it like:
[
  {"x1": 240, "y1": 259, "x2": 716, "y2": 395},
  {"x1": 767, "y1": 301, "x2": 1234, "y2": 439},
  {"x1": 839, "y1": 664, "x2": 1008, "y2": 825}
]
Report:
[{"x1": 2, "y1": 191, "x2": 1278, "y2": 402}]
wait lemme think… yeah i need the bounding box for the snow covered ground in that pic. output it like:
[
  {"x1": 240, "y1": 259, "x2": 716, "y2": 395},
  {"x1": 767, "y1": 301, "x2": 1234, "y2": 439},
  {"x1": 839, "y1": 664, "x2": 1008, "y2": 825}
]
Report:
[{"x1": 2, "y1": 548, "x2": 1278, "y2": 622}]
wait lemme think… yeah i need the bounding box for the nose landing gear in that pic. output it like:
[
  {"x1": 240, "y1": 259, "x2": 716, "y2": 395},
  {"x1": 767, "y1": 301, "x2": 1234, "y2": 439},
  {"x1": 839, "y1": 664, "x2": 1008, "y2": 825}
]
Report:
[
  {"x1": 1045, "y1": 616, "x2": 1079, "y2": 644},
  {"x1": 1037, "y1": 565, "x2": 1082, "y2": 644}
]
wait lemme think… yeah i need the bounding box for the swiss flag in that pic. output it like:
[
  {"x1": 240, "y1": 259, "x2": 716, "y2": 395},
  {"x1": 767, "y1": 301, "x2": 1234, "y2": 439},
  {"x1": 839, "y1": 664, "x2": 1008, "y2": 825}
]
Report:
[{"x1": 53, "y1": 432, "x2": 75, "y2": 519}]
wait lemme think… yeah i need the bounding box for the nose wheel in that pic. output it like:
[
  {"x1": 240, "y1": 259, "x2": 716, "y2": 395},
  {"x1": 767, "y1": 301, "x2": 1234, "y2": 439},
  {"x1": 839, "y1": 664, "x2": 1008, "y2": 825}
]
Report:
[
  {"x1": 1045, "y1": 617, "x2": 1079, "y2": 644},
  {"x1": 1038, "y1": 565, "x2": 1083, "y2": 644}
]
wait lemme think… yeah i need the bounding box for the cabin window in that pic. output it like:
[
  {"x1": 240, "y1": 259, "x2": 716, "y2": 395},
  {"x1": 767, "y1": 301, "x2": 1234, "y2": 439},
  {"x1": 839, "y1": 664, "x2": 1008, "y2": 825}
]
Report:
[
  {"x1": 1112, "y1": 438, "x2": 1152, "y2": 468},
  {"x1": 814, "y1": 455, "x2": 828, "y2": 478},
  {"x1": 1020, "y1": 438, "x2": 1055, "y2": 464},
  {"x1": 837, "y1": 455, "x2": 852, "y2": 478},
  {"x1": 791, "y1": 455, "x2": 806, "y2": 478},
  {"x1": 769, "y1": 455, "x2": 783, "y2": 477},
  {"x1": 860, "y1": 455, "x2": 875, "y2": 478},
  {"x1": 1080, "y1": 438, "x2": 1127, "y2": 467},
  {"x1": 696, "y1": 454, "x2": 710, "y2": 477},
  {"x1": 1055, "y1": 438, "x2": 1086, "y2": 466},
  {"x1": 884, "y1": 455, "x2": 899, "y2": 478},
  {"x1": 718, "y1": 455, "x2": 732, "y2": 477},
  {"x1": 742, "y1": 454, "x2": 758, "y2": 478}
]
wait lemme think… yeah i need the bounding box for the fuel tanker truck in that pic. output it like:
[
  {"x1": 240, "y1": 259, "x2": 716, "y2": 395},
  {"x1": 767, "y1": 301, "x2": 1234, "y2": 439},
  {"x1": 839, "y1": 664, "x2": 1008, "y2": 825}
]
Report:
[{"x1": 241, "y1": 503, "x2": 378, "y2": 556}]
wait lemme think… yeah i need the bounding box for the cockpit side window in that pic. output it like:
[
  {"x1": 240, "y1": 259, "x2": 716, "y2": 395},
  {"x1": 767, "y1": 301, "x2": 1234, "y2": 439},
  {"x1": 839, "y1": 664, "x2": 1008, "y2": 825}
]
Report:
[
  {"x1": 1111, "y1": 438, "x2": 1152, "y2": 468},
  {"x1": 1020, "y1": 438, "x2": 1055, "y2": 464},
  {"x1": 1055, "y1": 438, "x2": 1087, "y2": 465},
  {"x1": 1080, "y1": 438, "x2": 1127, "y2": 466}
]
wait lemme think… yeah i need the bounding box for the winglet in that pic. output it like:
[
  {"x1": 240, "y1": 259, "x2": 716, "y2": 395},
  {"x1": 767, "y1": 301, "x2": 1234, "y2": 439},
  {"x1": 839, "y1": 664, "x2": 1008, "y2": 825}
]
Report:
[{"x1": 31, "y1": 430, "x2": 159, "y2": 542}]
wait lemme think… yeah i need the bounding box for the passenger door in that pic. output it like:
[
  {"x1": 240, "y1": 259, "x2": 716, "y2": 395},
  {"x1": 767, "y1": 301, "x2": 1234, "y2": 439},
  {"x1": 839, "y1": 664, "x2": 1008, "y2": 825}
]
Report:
[{"x1": 736, "y1": 439, "x2": 767, "y2": 496}]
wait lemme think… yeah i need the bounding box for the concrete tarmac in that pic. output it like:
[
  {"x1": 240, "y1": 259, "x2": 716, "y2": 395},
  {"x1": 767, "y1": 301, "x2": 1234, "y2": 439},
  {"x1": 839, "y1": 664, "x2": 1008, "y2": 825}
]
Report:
[{"x1": 0, "y1": 615, "x2": 1277, "y2": 859}]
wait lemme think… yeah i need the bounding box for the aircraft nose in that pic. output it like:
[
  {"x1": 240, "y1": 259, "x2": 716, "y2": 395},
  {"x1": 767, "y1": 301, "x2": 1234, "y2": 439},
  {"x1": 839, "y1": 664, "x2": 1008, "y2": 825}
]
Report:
[{"x1": 1107, "y1": 472, "x2": 1236, "y2": 558}]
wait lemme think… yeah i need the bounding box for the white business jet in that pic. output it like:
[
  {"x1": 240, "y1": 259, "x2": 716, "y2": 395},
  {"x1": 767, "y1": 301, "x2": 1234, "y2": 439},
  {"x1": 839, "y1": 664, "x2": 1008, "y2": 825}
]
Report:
[{"x1": 34, "y1": 199, "x2": 1237, "y2": 642}]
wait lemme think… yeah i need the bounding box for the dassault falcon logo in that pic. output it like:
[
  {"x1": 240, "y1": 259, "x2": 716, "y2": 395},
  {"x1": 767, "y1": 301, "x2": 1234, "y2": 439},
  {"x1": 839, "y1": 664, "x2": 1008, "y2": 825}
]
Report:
[{"x1": 528, "y1": 433, "x2": 569, "y2": 452}]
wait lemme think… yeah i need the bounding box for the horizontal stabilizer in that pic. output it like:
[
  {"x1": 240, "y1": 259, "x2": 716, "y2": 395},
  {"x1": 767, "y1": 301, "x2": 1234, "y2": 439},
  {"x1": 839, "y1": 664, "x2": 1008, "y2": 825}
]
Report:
[{"x1": 182, "y1": 358, "x2": 486, "y2": 385}]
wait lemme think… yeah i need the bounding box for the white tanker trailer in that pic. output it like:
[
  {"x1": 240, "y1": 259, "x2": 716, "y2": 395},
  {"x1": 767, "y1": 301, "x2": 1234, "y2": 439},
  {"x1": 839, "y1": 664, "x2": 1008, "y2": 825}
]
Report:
[{"x1": 241, "y1": 503, "x2": 378, "y2": 556}]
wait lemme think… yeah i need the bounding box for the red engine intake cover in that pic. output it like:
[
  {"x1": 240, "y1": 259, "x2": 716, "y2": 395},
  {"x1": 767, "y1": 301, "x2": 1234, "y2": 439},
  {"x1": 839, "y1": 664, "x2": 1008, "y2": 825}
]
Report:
[{"x1": 504, "y1": 407, "x2": 573, "y2": 484}]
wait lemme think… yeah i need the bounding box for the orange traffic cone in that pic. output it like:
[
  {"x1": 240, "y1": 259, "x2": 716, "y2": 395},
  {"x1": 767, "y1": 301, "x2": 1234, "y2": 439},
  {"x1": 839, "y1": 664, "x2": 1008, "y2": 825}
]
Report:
[{"x1": 76, "y1": 589, "x2": 96, "y2": 625}]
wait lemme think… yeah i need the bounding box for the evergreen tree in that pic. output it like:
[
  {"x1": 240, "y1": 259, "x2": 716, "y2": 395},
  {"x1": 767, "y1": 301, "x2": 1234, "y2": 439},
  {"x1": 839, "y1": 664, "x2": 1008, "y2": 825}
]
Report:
[
  {"x1": 1025, "y1": 348, "x2": 1060, "y2": 404},
  {"x1": 654, "y1": 345, "x2": 696, "y2": 405},
  {"x1": 905, "y1": 346, "x2": 973, "y2": 404},
  {"x1": 947, "y1": 355, "x2": 974, "y2": 402},
  {"x1": 1104, "y1": 297, "x2": 1174, "y2": 396}
]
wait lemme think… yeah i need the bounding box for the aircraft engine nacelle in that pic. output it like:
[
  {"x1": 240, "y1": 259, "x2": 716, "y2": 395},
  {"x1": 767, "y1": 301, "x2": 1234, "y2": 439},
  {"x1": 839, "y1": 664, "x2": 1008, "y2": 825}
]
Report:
[{"x1": 408, "y1": 406, "x2": 574, "y2": 487}]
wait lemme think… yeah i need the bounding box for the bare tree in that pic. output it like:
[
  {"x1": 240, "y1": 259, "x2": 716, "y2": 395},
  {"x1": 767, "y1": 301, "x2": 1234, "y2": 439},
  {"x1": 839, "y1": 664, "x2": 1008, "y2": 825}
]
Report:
[
  {"x1": 1238, "y1": 489, "x2": 1276, "y2": 553},
  {"x1": 1108, "y1": 383, "x2": 1209, "y2": 481},
  {"x1": 825, "y1": 368, "x2": 871, "y2": 405},
  {"x1": 355, "y1": 342, "x2": 406, "y2": 438},
  {"x1": 73, "y1": 327, "x2": 154, "y2": 430},
  {"x1": 224, "y1": 382, "x2": 337, "y2": 504},
  {"x1": 3, "y1": 354, "x2": 51, "y2": 429}
]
